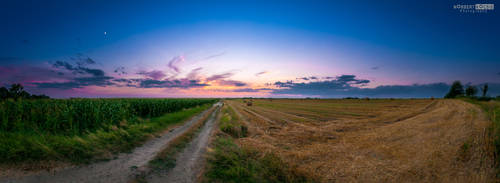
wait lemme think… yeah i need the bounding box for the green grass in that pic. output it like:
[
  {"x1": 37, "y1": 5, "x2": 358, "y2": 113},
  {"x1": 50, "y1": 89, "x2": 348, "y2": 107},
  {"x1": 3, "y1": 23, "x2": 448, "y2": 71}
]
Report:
[
  {"x1": 463, "y1": 98, "x2": 500, "y2": 175},
  {"x1": 203, "y1": 104, "x2": 313, "y2": 183},
  {"x1": 131, "y1": 106, "x2": 216, "y2": 183},
  {"x1": 0, "y1": 103, "x2": 213, "y2": 164},
  {"x1": 219, "y1": 106, "x2": 247, "y2": 138},
  {"x1": 204, "y1": 137, "x2": 312, "y2": 183},
  {"x1": 148, "y1": 107, "x2": 213, "y2": 172}
]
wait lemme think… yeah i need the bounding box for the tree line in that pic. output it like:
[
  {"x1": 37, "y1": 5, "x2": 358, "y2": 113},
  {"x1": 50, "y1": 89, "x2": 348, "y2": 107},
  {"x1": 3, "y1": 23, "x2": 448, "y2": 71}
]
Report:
[
  {"x1": 0, "y1": 84, "x2": 50, "y2": 100},
  {"x1": 444, "y1": 81, "x2": 493, "y2": 100}
]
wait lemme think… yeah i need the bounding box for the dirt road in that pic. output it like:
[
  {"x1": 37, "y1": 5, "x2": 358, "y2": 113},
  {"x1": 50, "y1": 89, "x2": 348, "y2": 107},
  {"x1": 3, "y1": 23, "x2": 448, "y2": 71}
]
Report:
[
  {"x1": 145, "y1": 102, "x2": 221, "y2": 183},
  {"x1": 0, "y1": 103, "x2": 220, "y2": 183}
]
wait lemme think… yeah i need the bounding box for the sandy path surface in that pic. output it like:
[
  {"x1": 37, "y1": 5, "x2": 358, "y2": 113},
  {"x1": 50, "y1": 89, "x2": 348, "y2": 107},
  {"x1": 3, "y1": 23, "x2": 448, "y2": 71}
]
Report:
[
  {"x1": 0, "y1": 104, "x2": 218, "y2": 183},
  {"x1": 146, "y1": 102, "x2": 221, "y2": 183}
]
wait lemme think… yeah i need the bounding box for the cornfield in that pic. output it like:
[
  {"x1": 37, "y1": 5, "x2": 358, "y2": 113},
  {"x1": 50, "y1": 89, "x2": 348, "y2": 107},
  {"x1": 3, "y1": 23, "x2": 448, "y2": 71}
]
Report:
[{"x1": 0, "y1": 98, "x2": 216, "y2": 135}]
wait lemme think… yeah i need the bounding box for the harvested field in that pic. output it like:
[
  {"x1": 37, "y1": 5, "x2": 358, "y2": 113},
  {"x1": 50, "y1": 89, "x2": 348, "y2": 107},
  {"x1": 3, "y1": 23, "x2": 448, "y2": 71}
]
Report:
[{"x1": 225, "y1": 99, "x2": 496, "y2": 182}]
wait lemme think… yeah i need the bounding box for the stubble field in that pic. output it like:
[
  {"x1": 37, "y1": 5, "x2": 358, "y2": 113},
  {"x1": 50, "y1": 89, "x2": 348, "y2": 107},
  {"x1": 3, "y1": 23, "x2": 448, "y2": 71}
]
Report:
[{"x1": 221, "y1": 99, "x2": 495, "y2": 182}]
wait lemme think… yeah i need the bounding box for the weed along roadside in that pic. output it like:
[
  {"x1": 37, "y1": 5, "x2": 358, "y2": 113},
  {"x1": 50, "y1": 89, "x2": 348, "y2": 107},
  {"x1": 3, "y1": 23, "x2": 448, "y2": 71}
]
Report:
[
  {"x1": 133, "y1": 102, "x2": 222, "y2": 183},
  {"x1": 463, "y1": 98, "x2": 500, "y2": 176},
  {"x1": 0, "y1": 101, "x2": 220, "y2": 183},
  {"x1": 202, "y1": 101, "x2": 314, "y2": 183}
]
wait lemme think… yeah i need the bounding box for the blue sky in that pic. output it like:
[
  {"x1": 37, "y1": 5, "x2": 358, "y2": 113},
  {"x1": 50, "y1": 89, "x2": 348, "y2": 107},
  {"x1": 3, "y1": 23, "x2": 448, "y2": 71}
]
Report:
[{"x1": 0, "y1": 0, "x2": 499, "y2": 98}]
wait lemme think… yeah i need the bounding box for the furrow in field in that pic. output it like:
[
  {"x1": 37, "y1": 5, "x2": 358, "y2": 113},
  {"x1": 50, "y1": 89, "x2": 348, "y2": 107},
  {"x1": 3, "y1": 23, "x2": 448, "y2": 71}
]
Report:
[{"x1": 225, "y1": 99, "x2": 495, "y2": 182}]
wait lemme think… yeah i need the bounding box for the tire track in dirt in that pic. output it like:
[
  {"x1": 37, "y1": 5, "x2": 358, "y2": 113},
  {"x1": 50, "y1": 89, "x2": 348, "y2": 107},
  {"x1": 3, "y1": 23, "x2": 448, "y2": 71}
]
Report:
[
  {"x1": 0, "y1": 103, "x2": 219, "y2": 183},
  {"x1": 144, "y1": 102, "x2": 222, "y2": 183}
]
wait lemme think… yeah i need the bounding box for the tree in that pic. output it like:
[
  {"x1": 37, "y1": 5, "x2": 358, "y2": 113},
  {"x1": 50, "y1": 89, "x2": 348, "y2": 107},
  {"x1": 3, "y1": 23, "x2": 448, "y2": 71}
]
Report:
[
  {"x1": 31, "y1": 94, "x2": 50, "y2": 99},
  {"x1": 465, "y1": 85, "x2": 478, "y2": 97},
  {"x1": 8, "y1": 83, "x2": 25, "y2": 99},
  {"x1": 0, "y1": 83, "x2": 50, "y2": 100},
  {"x1": 0, "y1": 87, "x2": 9, "y2": 99},
  {"x1": 481, "y1": 84, "x2": 489, "y2": 97},
  {"x1": 444, "y1": 81, "x2": 464, "y2": 98}
]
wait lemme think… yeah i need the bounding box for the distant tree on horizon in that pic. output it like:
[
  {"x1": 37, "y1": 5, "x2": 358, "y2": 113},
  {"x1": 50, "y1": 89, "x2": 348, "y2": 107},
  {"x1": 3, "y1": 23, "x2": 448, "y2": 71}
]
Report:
[
  {"x1": 0, "y1": 87, "x2": 8, "y2": 99},
  {"x1": 8, "y1": 83, "x2": 25, "y2": 99},
  {"x1": 0, "y1": 83, "x2": 50, "y2": 100},
  {"x1": 465, "y1": 85, "x2": 478, "y2": 97},
  {"x1": 444, "y1": 81, "x2": 464, "y2": 98},
  {"x1": 481, "y1": 84, "x2": 489, "y2": 97}
]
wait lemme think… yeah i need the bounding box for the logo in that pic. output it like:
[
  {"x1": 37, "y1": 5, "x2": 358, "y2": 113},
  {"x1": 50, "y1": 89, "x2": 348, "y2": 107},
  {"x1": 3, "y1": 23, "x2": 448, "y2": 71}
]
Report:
[{"x1": 453, "y1": 3, "x2": 494, "y2": 13}]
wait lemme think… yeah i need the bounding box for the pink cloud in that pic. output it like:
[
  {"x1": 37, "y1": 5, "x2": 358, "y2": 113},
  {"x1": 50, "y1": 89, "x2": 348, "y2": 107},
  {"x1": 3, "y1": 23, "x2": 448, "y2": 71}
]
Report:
[
  {"x1": 137, "y1": 70, "x2": 166, "y2": 80},
  {"x1": 167, "y1": 55, "x2": 185, "y2": 73}
]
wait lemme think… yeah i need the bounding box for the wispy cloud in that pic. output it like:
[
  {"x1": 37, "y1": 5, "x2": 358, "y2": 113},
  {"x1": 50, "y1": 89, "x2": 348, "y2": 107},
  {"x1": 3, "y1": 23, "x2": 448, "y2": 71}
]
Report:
[
  {"x1": 217, "y1": 80, "x2": 247, "y2": 87},
  {"x1": 34, "y1": 76, "x2": 115, "y2": 89},
  {"x1": 296, "y1": 76, "x2": 319, "y2": 81},
  {"x1": 18, "y1": 53, "x2": 252, "y2": 92},
  {"x1": 205, "y1": 72, "x2": 247, "y2": 86},
  {"x1": 52, "y1": 61, "x2": 105, "y2": 77},
  {"x1": 167, "y1": 55, "x2": 185, "y2": 73},
  {"x1": 137, "y1": 79, "x2": 207, "y2": 88},
  {"x1": 187, "y1": 67, "x2": 203, "y2": 79},
  {"x1": 231, "y1": 88, "x2": 273, "y2": 92},
  {"x1": 32, "y1": 60, "x2": 114, "y2": 89},
  {"x1": 114, "y1": 66, "x2": 127, "y2": 75},
  {"x1": 70, "y1": 53, "x2": 96, "y2": 66},
  {"x1": 0, "y1": 65, "x2": 70, "y2": 85},
  {"x1": 206, "y1": 72, "x2": 233, "y2": 81},
  {"x1": 202, "y1": 52, "x2": 225, "y2": 60},
  {"x1": 255, "y1": 71, "x2": 268, "y2": 77},
  {"x1": 137, "y1": 70, "x2": 166, "y2": 80}
]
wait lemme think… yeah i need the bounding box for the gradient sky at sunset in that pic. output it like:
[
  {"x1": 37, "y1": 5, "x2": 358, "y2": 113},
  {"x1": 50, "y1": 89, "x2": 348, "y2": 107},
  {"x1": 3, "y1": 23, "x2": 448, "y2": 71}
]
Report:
[{"x1": 1, "y1": 0, "x2": 499, "y2": 98}]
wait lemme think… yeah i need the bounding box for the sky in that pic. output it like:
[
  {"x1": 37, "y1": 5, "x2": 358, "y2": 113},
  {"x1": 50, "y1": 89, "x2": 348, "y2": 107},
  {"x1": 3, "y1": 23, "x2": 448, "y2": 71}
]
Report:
[{"x1": 0, "y1": 0, "x2": 499, "y2": 98}]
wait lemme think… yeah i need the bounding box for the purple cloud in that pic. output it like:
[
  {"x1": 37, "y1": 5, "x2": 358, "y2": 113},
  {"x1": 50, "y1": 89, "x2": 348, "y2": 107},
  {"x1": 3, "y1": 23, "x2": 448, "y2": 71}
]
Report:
[
  {"x1": 114, "y1": 67, "x2": 127, "y2": 75},
  {"x1": 34, "y1": 76, "x2": 115, "y2": 89},
  {"x1": 137, "y1": 70, "x2": 166, "y2": 80},
  {"x1": 202, "y1": 52, "x2": 225, "y2": 60},
  {"x1": 113, "y1": 78, "x2": 208, "y2": 88},
  {"x1": 296, "y1": 76, "x2": 319, "y2": 81},
  {"x1": 217, "y1": 80, "x2": 247, "y2": 87},
  {"x1": 187, "y1": 67, "x2": 203, "y2": 79},
  {"x1": 206, "y1": 72, "x2": 233, "y2": 81},
  {"x1": 167, "y1": 56, "x2": 184, "y2": 73},
  {"x1": 0, "y1": 65, "x2": 69, "y2": 85},
  {"x1": 255, "y1": 71, "x2": 268, "y2": 77},
  {"x1": 52, "y1": 61, "x2": 105, "y2": 77}
]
